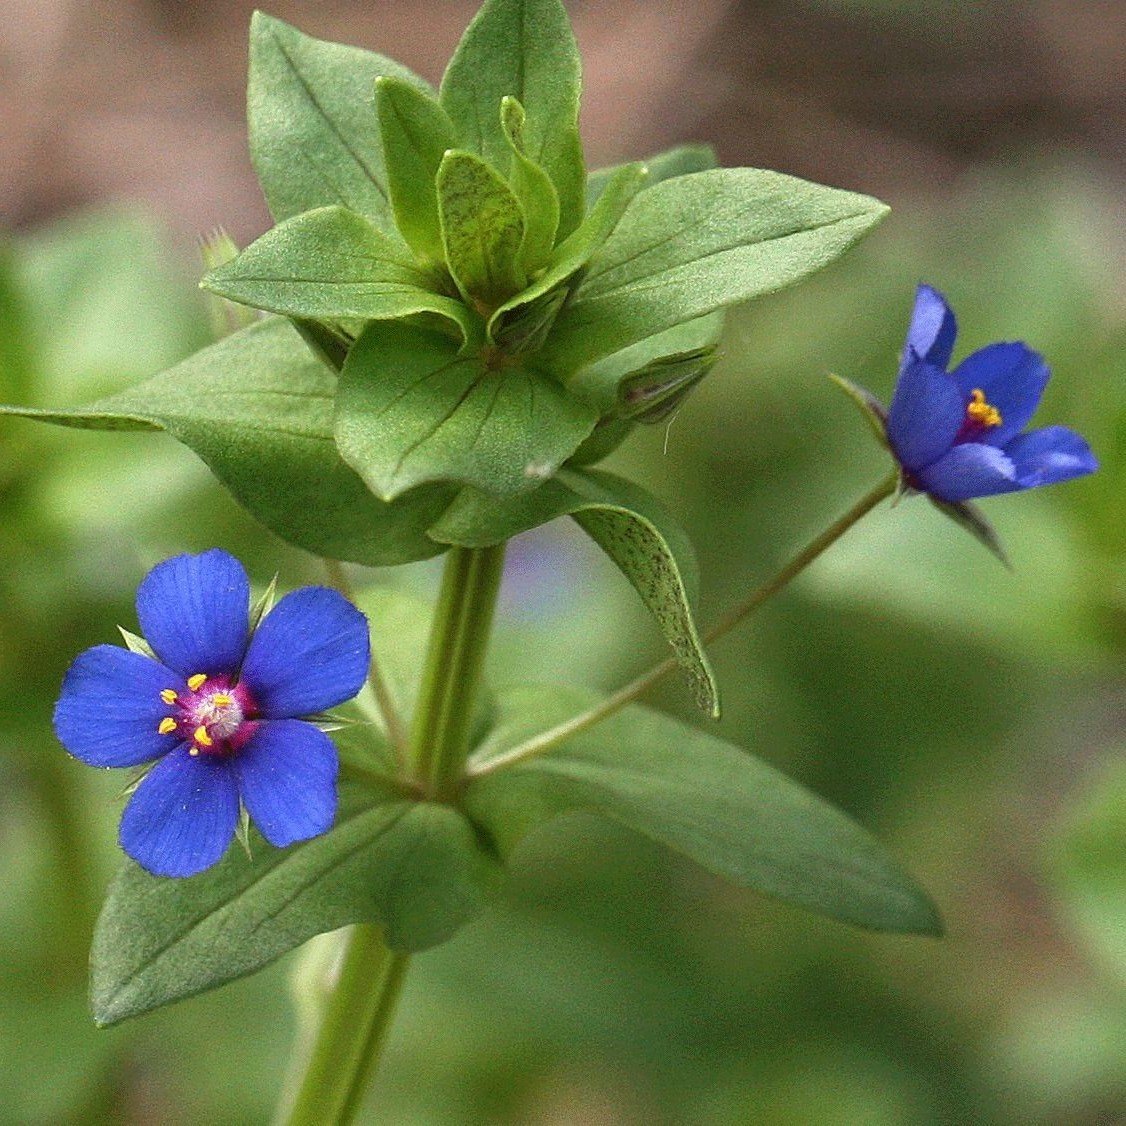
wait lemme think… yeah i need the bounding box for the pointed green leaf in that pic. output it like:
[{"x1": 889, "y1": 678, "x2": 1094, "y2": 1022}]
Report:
[
  {"x1": 91, "y1": 785, "x2": 498, "y2": 1025},
  {"x1": 201, "y1": 206, "x2": 477, "y2": 344},
  {"x1": 440, "y1": 0, "x2": 585, "y2": 238},
  {"x1": 247, "y1": 11, "x2": 431, "y2": 228},
  {"x1": 438, "y1": 151, "x2": 527, "y2": 309},
  {"x1": 541, "y1": 169, "x2": 889, "y2": 373},
  {"x1": 467, "y1": 686, "x2": 943, "y2": 936},
  {"x1": 0, "y1": 318, "x2": 451, "y2": 565},
  {"x1": 375, "y1": 76, "x2": 458, "y2": 266},
  {"x1": 500, "y1": 96, "x2": 560, "y2": 275},
  {"x1": 336, "y1": 321, "x2": 598, "y2": 501},
  {"x1": 586, "y1": 142, "x2": 717, "y2": 207},
  {"x1": 432, "y1": 468, "x2": 718, "y2": 715},
  {"x1": 488, "y1": 162, "x2": 647, "y2": 346}
]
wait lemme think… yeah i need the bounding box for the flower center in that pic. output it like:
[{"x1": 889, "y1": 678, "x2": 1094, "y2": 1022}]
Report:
[
  {"x1": 156, "y1": 674, "x2": 258, "y2": 756},
  {"x1": 965, "y1": 388, "x2": 1002, "y2": 429}
]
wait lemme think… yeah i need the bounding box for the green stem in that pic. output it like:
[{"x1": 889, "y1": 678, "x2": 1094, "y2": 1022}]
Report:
[
  {"x1": 278, "y1": 926, "x2": 410, "y2": 1126},
  {"x1": 410, "y1": 545, "x2": 507, "y2": 797},
  {"x1": 468, "y1": 471, "x2": 898, "y2": 778},
  {"x1": 277, "y1": 544, "x2": 506, "y2": 1123}
]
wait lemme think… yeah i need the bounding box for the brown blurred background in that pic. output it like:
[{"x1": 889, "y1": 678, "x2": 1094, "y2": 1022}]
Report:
[{"x1": 3, "y1": 0, "x2": 1123, "y2": 242}]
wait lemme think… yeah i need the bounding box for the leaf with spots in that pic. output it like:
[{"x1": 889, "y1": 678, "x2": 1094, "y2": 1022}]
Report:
[
  {"x1": 440, "y1": 0, "x2": 585, "y2": 239},
  {"x1": 430, "y1": 468, "x2": 719, "y2": 716},
  {"x1": 437, "y1": 151, "x2": 527, "y2": 309}
]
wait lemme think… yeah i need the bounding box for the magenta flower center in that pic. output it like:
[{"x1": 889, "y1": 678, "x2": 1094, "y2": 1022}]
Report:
[{"x1": 157, "y1": 674, "x2": 259, "y2": 756}]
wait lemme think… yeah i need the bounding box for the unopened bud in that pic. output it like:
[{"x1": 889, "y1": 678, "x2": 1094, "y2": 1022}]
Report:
[{"x1": 615, "y1": 347, "x2": 717, "y2": 423}]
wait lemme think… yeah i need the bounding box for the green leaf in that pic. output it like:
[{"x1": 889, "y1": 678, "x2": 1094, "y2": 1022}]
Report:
[
  {"x1": 375, "y1": 76, "x2": 458, "y2": 266},
  {"x1": 500, "y1": 96, "x2": 560, "y2": 275},
  {"x1": 437, "y1": 151, "x2": 527, "y2": 309},
  {"x1": 1048, "y1": 757, "x2": 1126, "y2": 985},
  {"x1": 201, "y1": 206, "x2": 478, "y2": 344},
  {"x1": 440, "y1": 0, "x2": 585, "y2": 239},
  {"x1": 488, "y1": 162, "x2": 647, "y2": 347},
  {"x1": 586, "y1": 142, "x2": 717, "y2": 207},
  {"x1": 91, "y1": 785, "x2": 497, "y2": 1025},
  {"x1": 431, "y1": 468, "x2": 718, "y2": 715},
  {"x1": 247, "y1": 11, "x2": 431, "y2": 228},
  {"x1": 336, "y1": 321, "x2": 598, "y2": 500},
  {"x1": 541, "y1": 169, "x2": 889, "y2": 373},
  {"x1": 0, "y1": 318, "x2": 451, "y2": 565},
  {"x1": 466, "y1": 686, "x2": 942, "y2": 936}
]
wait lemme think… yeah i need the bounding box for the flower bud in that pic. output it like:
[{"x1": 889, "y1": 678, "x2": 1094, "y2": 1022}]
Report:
[{"x1": 615, "y1": 347, "x2": 718, "y2": 423}]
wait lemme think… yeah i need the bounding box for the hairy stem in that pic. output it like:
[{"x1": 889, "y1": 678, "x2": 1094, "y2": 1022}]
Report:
[{"x1": 468, "y1": 471, "x2": 898, "y2": 777}]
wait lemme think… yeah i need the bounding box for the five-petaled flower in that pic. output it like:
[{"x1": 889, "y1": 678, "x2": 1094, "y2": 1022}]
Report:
[
  {"x1": 880, "y1": 285, "x2": 1098, "y2": 502},
  {"x1": 53, "y1": 549, "x2": 370, "y2": 878}
]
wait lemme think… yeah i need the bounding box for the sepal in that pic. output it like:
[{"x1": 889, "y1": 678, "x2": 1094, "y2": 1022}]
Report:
[
  {"x1": 928, "y1": 496, "x2": 1012, "y2": 568},
  {"x1": 827, "y1": 372, "x2": 889, "y2": 448}
]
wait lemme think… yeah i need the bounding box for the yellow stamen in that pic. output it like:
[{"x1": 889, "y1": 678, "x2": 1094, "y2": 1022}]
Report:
[
  {"x1": 194, "y1": 725, "x2": 214, "y2": 748},
  {"x1": 187, "y1": 673, "x2": 207, "y2": 691},
  {"x1": 966, "y1": 388, "x2": 1002, "y2": 428},
  {"x1": 212, "y1": 693, "x2": 234, "y2": 706},
  {"x1": 160, "y1": 689, "x2": 178, "y2": 705},
  {"x1": 158, "y1": 717, "x2": 178, "y2": 735},
  {"x1": 189, "y1": 747, "x2": 200, "y2": 757}
]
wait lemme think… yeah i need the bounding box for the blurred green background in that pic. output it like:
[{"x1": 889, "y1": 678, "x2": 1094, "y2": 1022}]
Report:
[{"x1": 1, "y1": 1, "x2": 1123, "y2": 1123}]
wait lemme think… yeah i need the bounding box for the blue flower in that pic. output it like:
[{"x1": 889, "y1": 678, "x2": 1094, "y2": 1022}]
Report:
[
  {"x1": 884, "y1": 285, "x2": 1097, "y2": 502},
  {"x1": 53, "y1": 550, "x2": 370, "y2": 878},
  {"x1": 878, "y1": 286, "x2": 1098, "y2": 502}
]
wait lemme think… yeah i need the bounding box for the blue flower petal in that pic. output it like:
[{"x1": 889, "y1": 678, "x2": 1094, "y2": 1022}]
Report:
[
  {"x1": 54, "y1": 645, "x2": 185, "y2": 767},
  {"x1": 902, "y1": 284, "x2": 957, "y2": 371},
  {"x1": 950, "y1": 343, "x2": 1049, "y2": 446},
  {"x1": 239, "y1": 587, "x2": 369, "y2": 718},
  {"x1": 119, "y1": 745, "x2": 239, "y2": 877},
  {"x1": 916, "y1": 442, "x2": 1022, "y2": 502},
  {"x1": 136, "y1": 550, "x2": 250, "y2": 679},
  {"x1": 232, "y1": 719, "x2": 338, "y2": 848},
  {"x1": 886, "y1": 355, "x2": 964, "y2": 472},
  {"x1": 1007, "y1": 426, "x2": 1099, "y2": 488}
]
